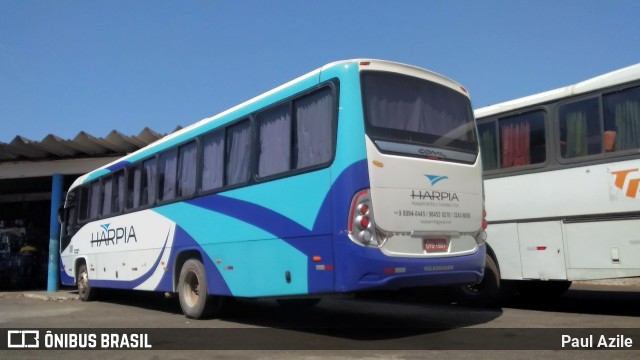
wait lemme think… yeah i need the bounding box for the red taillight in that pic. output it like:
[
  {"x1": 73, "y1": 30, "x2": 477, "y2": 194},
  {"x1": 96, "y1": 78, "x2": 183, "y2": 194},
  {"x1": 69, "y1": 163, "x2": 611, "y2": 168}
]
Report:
[
  {"x1": 348, "y1": 189, "x2": 369, "y2": 233},
  {"x1": 348, "y1": 189, "x2": 380, "y2": 247}
]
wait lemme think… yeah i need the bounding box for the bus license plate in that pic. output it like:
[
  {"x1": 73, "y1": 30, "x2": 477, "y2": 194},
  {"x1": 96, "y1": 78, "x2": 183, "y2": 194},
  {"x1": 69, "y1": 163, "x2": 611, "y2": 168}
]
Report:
[{"x1": 424, "y1": 239, "x2": 448, "y2": 253}]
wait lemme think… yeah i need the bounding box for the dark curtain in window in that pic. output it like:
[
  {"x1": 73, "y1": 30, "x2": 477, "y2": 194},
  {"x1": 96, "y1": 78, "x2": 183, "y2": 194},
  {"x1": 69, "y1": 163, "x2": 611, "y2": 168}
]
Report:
[
  {"x1": 226, "y1": 121, "x2": 251, "y2": 185},
  {"x1": 501, "y1": 120, "x2": 530, "y2": 168},
  {"x1": 295, "y1": 88, "x2": 333, "y2": 168},
  {"x1": 159, "y1": 149, "x2": 178, "y2": 201},
  {"x1": 178, "y1": 142, "x2": 197, "y2": 197},
  {"x1": 202, "y1": 132, "x2": 224, "y2": 191},
  {"x1": 258, "y1": 105, "x2": 291, "y2": 177},
  {"x1": 141, "y1": 159, "x2": 157, "y2": 206}
]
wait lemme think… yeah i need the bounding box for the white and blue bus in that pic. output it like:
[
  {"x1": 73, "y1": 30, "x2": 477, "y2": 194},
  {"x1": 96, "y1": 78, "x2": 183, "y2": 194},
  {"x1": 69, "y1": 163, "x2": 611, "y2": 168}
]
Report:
[
  {"x1": 462, "y1": 64, "x2": 640, "y2": 304},
  {"x1": 59, "y1": 60, "x2": 486, "y2": 318}
]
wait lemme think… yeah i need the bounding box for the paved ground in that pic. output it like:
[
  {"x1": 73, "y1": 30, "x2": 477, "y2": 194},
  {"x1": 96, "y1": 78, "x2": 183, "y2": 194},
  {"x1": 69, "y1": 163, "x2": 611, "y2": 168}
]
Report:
[{"x1": 1, "y1": 281, "x2": 639, "y2": 360}]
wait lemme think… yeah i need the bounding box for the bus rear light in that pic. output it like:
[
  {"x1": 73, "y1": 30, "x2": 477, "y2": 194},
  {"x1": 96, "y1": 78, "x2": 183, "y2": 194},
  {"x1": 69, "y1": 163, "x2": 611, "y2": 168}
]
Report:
[
  {"x1": 384, "y1": 267, "x2": 406, "y2": 275},
  {"x1": 481, "y1": 208, "x2": 487, "y2": 229},
  {"x1": 348, "y1": 189, "x2": 385, "y2": 247}
]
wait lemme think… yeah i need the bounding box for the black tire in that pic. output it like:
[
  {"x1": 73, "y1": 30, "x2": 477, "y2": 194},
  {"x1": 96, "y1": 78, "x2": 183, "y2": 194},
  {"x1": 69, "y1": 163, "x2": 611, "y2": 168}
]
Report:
[
  {"x1": 516, "y1": 280, "x2": 572, "y2": 298},
  {"x1": 453, "y1": 254, "x2": 502, "y2": 307},
  {"x1": 276, "y1": 298, "x2": 321, "y2": 309},
  {"x1": 178, "y1": 259, "x2": 223, "y2": 319},
  {"x1": 77, "y1": 263, "x2": 97, "y2": 301}
]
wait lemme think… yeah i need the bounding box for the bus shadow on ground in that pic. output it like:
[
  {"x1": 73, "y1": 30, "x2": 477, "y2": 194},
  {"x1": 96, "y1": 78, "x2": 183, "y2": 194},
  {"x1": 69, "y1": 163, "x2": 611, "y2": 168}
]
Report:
[
  {"x1": 501, "y1": 284, "x2": 640, "y2": 317},
  {"x1": 94, "y1": 287, "x2": 502, "y2": 341}
]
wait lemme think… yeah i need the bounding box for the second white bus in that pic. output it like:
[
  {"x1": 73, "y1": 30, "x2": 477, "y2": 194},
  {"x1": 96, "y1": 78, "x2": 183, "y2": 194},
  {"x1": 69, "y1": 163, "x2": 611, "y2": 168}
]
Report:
[{"x1": 458, "y1": 63, "x2": 640, "y2": 304}]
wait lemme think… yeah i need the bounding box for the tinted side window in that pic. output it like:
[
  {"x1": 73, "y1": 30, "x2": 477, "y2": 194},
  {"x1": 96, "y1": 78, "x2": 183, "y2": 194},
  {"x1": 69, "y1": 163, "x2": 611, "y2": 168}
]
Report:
[
  {"x1": 101, "y1": 177, "x2": 113, "y2": 216},
  {"x1": 177, "y1": 141, "x2": 197, "y2": 197},
  {"x1": 499, "y1": 111, "x2": 546, "y2": 168},
  {"x1": 140, "y1": 158, "x2": 157, "y2": 206},
  {"x1": 158, "y1": 149, "x2": 178, "y2": 202},
  {"x1": 78, "y1": 186, "x2": 89, "y2": 222},
  {"x1": 126, "y1": 165, "x2": 141, "y2": 209},
  {"x1": 89, "y1": 181, "x2": 101, "y2": 220},
  {"x1": 559, "y1": 98, "x2": 601, "y2": 158},
  {"x1": 478, "y1": 122, "x2": 498, "y2": 171},
  {"x1": 112, "y1": 170, "x2": 125, "y2": 213},
  {"x1": 478, "y1": 110, "x2": 546, "y2": 171},
  {"x1": 603, "y1": 86, "x2": 640, "y2": 152},
  {"x1": 201, "y1": 131, "x2": 225, "y2": 191},
  {"x1": 226, "y1": 120, "x2": 251, "y2": 186},
  {"x1": 258, "y1": 104, "x2": 292, "y2": 178},
  {"x1": 294, "y1": 87, "x2": 334, "y2": 168}
]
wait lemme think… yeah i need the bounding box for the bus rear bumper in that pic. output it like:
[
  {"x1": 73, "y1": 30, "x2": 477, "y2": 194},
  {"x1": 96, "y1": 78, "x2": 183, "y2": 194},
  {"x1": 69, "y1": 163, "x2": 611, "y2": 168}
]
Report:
[{"x1": 336, "y1": 245, "x2": 486, "y2": 292}]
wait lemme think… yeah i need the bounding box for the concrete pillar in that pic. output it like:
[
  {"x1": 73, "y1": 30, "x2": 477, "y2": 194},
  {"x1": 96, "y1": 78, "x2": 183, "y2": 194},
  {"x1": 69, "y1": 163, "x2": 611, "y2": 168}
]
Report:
[{"x1": 47, "y1": 174, "x2": 63, "y2": 292}]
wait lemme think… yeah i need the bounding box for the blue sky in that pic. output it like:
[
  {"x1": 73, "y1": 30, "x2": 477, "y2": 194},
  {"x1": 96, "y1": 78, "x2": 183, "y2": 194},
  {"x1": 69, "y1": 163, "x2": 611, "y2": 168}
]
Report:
[{"x1": 1, "y1": 1, "x2": 639, "y2": 143}]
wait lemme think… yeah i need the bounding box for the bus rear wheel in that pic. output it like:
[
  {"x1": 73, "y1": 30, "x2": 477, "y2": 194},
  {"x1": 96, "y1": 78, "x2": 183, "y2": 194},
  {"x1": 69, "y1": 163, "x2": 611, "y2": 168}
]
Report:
[
  {"x1": 453, "y1": 254, "x2": 501, "y2": 307},
  {"x1": 178, "y1": 259, "x2": 222, "y2": 319}
]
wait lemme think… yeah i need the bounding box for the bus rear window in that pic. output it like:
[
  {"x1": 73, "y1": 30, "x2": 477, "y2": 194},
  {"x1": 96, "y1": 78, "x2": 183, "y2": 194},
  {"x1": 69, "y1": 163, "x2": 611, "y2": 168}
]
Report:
[{"x1": 361, "y1": 71, "x2": 477, "y2": 162}]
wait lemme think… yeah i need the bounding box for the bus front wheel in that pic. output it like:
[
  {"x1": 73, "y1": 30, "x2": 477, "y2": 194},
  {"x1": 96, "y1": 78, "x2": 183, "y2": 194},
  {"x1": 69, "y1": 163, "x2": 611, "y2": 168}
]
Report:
[
  {"x1": 178, "y1": 259, "x2": 222, "y2": 319},
  {"x1": 77, "y1": 263, "x2": 97, "y2": 301}
]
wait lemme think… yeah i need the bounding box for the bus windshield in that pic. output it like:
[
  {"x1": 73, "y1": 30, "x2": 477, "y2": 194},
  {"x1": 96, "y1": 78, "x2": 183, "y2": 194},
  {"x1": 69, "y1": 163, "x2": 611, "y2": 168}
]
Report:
[{"x1": 361, "y1": 71, "x2": 477, "y2": 162}]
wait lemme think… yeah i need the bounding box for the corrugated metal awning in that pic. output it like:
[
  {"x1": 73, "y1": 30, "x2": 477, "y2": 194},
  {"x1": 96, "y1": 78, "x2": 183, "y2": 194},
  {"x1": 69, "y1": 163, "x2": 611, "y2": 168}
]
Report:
[{"x1": 0, "y1": 127, "x2": 181, "y2": 162}]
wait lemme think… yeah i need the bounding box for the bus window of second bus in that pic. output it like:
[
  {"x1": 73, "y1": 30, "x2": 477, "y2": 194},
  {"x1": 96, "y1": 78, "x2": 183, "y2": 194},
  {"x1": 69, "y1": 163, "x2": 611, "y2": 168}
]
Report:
[
  {"x1": 478, "y1": 110, "x2": 546, "y2": 171},
  {"x1": 559, "y1": 98, "x2": 601, "y2": 158},
  {"x1": 603, "y1": 86, "x2": 640, "y2": 152}
]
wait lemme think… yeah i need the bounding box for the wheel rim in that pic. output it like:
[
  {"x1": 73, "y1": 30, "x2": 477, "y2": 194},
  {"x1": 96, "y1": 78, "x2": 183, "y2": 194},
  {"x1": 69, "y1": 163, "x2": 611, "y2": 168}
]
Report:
[
  {"x1": 182, "y1": 271, "x2": 200, "y2": 308},
  {"x1": 78, "y1": 271, "x2": 88, "y2": 296}
]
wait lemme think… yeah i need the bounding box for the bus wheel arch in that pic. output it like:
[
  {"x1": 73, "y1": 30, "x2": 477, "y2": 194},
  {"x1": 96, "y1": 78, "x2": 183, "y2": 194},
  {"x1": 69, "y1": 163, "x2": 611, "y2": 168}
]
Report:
[
  {"x1": 175, "y1": 253, "x2": 223, "y2": 319},
  {"x1": 75, "y1": 258, "x2": 97, "y2": 302},
  {"x1": 453, "y1": 246, "x2": 503, "y2": 307}
]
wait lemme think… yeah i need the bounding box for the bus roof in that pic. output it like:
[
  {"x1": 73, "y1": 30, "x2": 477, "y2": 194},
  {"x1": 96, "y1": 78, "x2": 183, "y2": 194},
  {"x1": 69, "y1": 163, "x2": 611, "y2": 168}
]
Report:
[{"x1": 475, "y1": 63, "x2": 640, "y2": 119}]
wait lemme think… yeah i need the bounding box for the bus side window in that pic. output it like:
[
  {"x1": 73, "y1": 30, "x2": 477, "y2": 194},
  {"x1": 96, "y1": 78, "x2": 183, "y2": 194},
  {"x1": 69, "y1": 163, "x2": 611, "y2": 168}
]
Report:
[
  {"x1": 78, "y1": 186, "x2": 89, "y2": 222},
  {"x1": 201, "y1": 131, "x2": 224, "y2": 191},
  {"x1": 141, "y1": 158, "x2": 157, "y2": 206},
  {"x1": 88, "y1": 181, "x2": 101, "y2": 220},
  {"x1": 498, "y1": 110, "x2": 546, "y2": 168},
  {"x1": 177, "y1": 141, "x2": 197, "y2": 197},
  {"x1": 126, "y1": 165, "x2": 142, "y2": 210},
  {"x1": 158, "y1": 148, "x2": 178, "y2": 202},
  {"x1": 226, "y1": 120, "x2": 251, "y2": 186},
  {"x1": 559, "y1": 98, "x2": 600, "y2": 158},
  {"x1": 603, "y1": 86, "x2": 640, "y2": 152},
  {"x1": 101, "y1": 176, "x2": 113, "y2": 217},
  {"x1": 112, "y1": 170, "x2": 125, "y2": 213},
  {"x1": 258, "y1": 104, "x2": 292, "y2": 178},
  {"x1": 293, "y1": 87, "x2": 334, "y2": 168},
  {"x1": 478, "y1": 122, "x2": 498, "y2": 171}
]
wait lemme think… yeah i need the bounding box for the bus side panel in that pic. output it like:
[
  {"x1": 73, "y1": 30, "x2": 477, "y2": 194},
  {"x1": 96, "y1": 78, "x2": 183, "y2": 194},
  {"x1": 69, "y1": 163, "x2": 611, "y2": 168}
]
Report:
[
  {"x1": 153, "y1": 168, "x2": 336, "y2": 298},
  {"x1": 564, "y1": 219, "x2": 640, "y2": 280},
  {"x1": 485, "y1": 223, "x2": 523, "y2": 280},
  {"x1": 518, "y1": 221, "x2": 567, "y2": 280}
]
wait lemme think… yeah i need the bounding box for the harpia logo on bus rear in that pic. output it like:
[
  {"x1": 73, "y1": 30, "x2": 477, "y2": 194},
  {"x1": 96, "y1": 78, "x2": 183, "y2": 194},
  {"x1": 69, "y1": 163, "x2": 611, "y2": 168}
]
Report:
[
  {"x1": 612, "y1": 168, "x2": 640, "y2": 199},
  {"x1": 425, "y1": 175, "x2": 448, "y2": 186}
]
